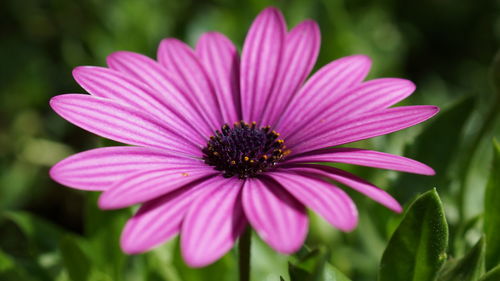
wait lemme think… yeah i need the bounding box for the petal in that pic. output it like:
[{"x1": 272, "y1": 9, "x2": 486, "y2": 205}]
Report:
[
  {"x1": 242, "y1": 178, "x2": 308, "y2": 253},
  {"x1": 276, "y1": 55, "x2": 371, "y2": 137},
  {"x1": 268, "y1": 172, "x2": 358, "y2": 231},
  {"x1": 196, "y1": 32, "x2": 241, "y2": 123},
  {"x1": 286, "y1": 148, "x2": 435, "y2": 175},
  {"x1": 290, "y1": 78, "x2": 416, "y2": 142},
  {"x1": 72, "y1": 66, "x2": 205, "y2": 145},
  {"x1": 106, "y1": 51, "x2": 213, "y2": 137},
  {"x1": 181, "y1": 177, "x2": 245, "y2": 267},
  {"x1": 260, "y1": 20, "x2": 320, "y2": 127},
  {"x1": 120, "y1": 176, "x2": 220, "y2": 254},
  {"x1": 98, "y1": 167, "x2": 216, "y2": 209},
  {"x1": 282, "y1": 164, "x2": 402, "y2": 212},
  {"x1": 50, "y1": 146, "x2": 203, "y2": 191},
  {"x1": 240, "y1": 7, "x2": 286, "y2": 122},
  {"x1": 158, "y1": 39, "x2": 223, "y2": 131},
  {"x1": 290, "y1": 105, "x2": 440, "y2": 154},
  {"x1": 50, "y1": 94, "x2": 199, "y2": 155}
]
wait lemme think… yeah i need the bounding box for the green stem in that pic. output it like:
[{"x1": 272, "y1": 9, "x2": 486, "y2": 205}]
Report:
[{"x1": 238, "y1": 227, "x2": 251, "y2": 281}]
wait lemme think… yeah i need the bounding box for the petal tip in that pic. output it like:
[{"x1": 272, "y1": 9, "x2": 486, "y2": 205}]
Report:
[
  {"x1": 354, "y1": 54, "x2": 373, "y2": 65},
  {"x1": 48, "y1": 163, "x2": 63, "y2": 184},
  {"x1": 120, "y1": 238, "x2": 144, "y2": 255},
  {"x1": 393, "y1": 205, "x2": 404, "y2": 214},
  {"x1": 261, "y1": 6, "x2": 281, "y2": 15},
  {"x1": 341, "y1": 54, "x2": 372, "y2": 74},
  {"x1": 272, "y1": 242, "x2": 303, "y2": 255},
  {"x1": 49, "y1": 95, "x2": 63, "y2": 110},
  {"x1": 120, "y1": 221, "x2": 151, "y2": 255},
  {"x1": 181, "y1": 239, "x2": 218, "y2": 268},
  {"x1": 256, "y1": 6, "x2": 285, "y2": 25},
  {"x1": 182, "y1": 255, "x2": 213, "y2": 268},
  {"x1": 298, "y1": 19, "x2": 319, "y2": 29},
  {"x1": 424, "y1": 166, "x2": 436, "y2": 176},
  {"x1": 340, "y1": 221, "x2": 358, "y2": 232},
  {"x1": 389, "y1": 78, "x2": 416, "y2": 92}
]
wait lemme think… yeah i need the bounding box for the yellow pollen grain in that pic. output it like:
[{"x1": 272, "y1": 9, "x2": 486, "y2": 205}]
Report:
[
  {"x1": 250, "y1": 159, "x2": 255, "y2": 164},
  {"x1": 181, "y1": 172, "x2": 189, "y2": 177},
  {"x1": 230, "y1": 160, "x2": 236, "y2": 165},
  {"x1": 262, "y1": 155, "x2": 268, "y2": 160},
  {"x1": 213, "y1": 151, "x2": 219, "y2": 156},
  {"x1": 244, "y1": 156, "x2": 249, "y2": 161}
]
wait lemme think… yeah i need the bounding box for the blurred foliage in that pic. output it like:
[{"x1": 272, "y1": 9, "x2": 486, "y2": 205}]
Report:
[{"x1": 1, "y1": 0, "x2": 500, "y2": 280}]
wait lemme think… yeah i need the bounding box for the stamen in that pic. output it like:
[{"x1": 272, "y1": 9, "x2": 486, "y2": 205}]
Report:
[{"x1": 202, "y1": 122, "x2": 288, "y2": 179}]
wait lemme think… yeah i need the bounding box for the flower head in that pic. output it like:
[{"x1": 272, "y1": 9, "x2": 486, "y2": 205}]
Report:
[{"x1": 50, "y1": 7, "x2": 438, "y2": 267}]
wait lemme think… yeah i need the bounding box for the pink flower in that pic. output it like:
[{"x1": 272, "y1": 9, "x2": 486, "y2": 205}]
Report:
[{"x1": 50, "y1": 7, "x2": 438, "y2": 267}]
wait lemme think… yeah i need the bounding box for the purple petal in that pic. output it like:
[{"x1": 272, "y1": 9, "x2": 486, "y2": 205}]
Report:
[
  {"x1": 286, "y1": 147, "x2": 435, "y2": 175},
  {"x1": 98, "y1": 167, "x2": 216, "y2": 209},
  {"x1": 50, "y1": 94, "x2": 199, "y2": 155},
  {"x1": 157, "y1": 39, "x2": 223, "y2": 131},
  {"x1": 289, "y1": 78, "x2": 416, "y2": 142},
  {"x1": 106, "y1": 51, "x2": 213, "y2": 137},
  {"x1": 268, "y1": 172, "x2": 358, "y2": 231},
  {"x1": 240, "y1": 7, "x2": 286, "y2": 122},
  {"x1": 50, "y1": 146, "x2": 203, "y2": 191},
  {"x1": 276, "y1": 55, "x2": 371, "y2": 137},
  {"x1": 120, "y1": 176, "x2": 219, "y2": 254},
  {"x1": 260, "y1": 20, "x2": 321, "y2": 127},
  {"x1": 72, "y1": 66, "x2": 205, "y2": 145},
  {"x1": 181, "y1": 177, "x2": 245, "y2": 267},
  {"x1": 290, "y1": 105, "x2": 440, "y2": 154},
  {"x1": 196, "y1": 32, "x2": 241, "y2": 123},
  {"x1": 242, "y1": 178, "x2": 308, "y2": 254},
  {"x1": 283, "y1": 164, "x2": 402, "y2": 212}
]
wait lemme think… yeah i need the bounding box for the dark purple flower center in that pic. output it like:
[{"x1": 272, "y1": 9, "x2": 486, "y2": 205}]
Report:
[{"x1": 202, "y1": 121, "x2": 289, "y2": 179}]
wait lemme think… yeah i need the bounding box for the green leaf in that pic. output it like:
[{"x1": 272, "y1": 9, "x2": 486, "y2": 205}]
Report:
[
  {"x1": 0, "y1": 211, "x2": 64, "y2": 281},
  {"x1": 490, "y1": 50, "x2": 500, "y2": 94},
  {"x1": 393, "y1": 97, "x2": 475, "y2": 202},
  {"x1": 2, "y1": 211, "x2": 64, "y2": 254},
  {"x1": 83, "y1": 193, "x2": 129, "y2": 280},
  {"x1": 288, "y1": 247, "x2": 351, "y2": 281},
  {"x1": 141, "y1": 242, "x2": 181, "y2": 281},
  {"x1": 479, "y1": 264, "x2": 500, "y2": 281},
  {"x1": 0, "y1": 250, "x2": 14, "y2": 272},
  {"x1": 59, "y1": 235, "x2": 91, "y2": 281},
  {"x1": 378, "y1": 189, "x2": 448, "y2": 281},
  {"x1": 0, "y1": 249, "x2": 37, "y2": 281},
  {"x1": 438, "y1": 237, "x2": 485, "y2": 281},
  {"x1": 171, "y1": 236, "x2": 237, "y2": 281},
  {"x1": 484, "y1": 140, "x2": 500, "y2": 270}
]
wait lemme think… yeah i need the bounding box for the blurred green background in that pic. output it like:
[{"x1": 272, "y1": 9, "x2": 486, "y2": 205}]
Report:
[{"x1": 1, "y1": 0, "x2": 500, "y2": 280}]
